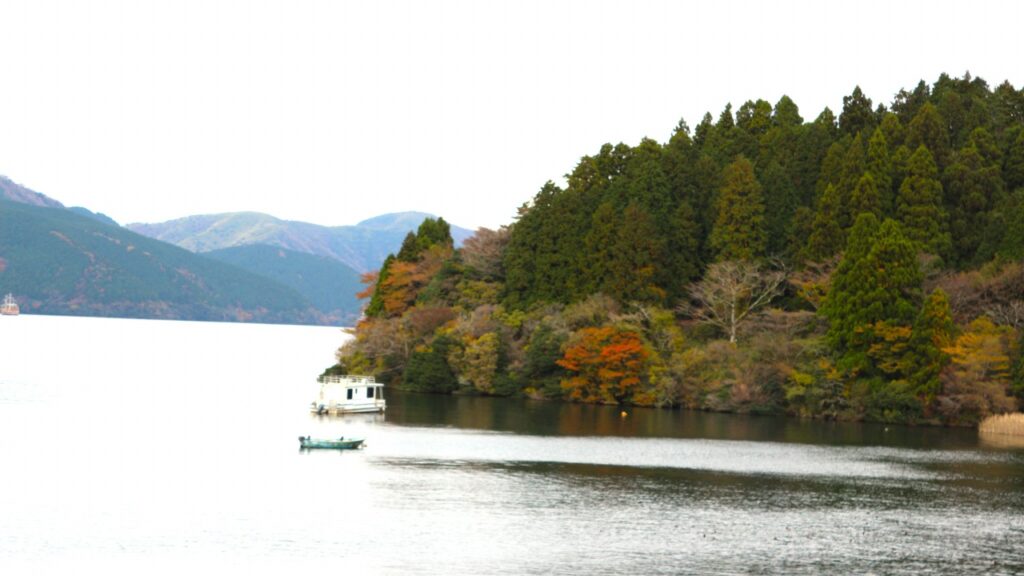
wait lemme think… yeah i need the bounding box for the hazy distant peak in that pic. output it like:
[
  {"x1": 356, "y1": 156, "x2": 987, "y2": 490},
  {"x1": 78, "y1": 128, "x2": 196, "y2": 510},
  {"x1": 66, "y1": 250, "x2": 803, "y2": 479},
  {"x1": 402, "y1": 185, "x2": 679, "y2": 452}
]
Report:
[
  {"x1": 0, "y1": 175, "x2": 65, "y2": 209},
  {"x1": 356, "y1": 211, "x2": 439, "y2": 230}
]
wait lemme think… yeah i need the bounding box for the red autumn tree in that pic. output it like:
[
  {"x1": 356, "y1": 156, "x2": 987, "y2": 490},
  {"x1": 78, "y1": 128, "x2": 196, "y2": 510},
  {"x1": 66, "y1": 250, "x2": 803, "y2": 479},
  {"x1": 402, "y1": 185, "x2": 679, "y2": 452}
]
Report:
[{"x1": 557, "y1": 326, "x2": 649, "y2": 404}]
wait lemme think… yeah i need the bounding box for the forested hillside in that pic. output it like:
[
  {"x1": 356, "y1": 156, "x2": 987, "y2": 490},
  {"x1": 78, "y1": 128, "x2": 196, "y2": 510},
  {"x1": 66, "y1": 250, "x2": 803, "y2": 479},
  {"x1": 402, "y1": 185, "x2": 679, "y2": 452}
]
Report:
[
  {"x1": 204, "y1": 244, "x2": 363, "y2": 325},
  {"x1": 332, "y1": 74, "x2": 1024, "y2": 426},
  {"x1": 0, "y1": 199, "x2": 323, "y2": 324}
]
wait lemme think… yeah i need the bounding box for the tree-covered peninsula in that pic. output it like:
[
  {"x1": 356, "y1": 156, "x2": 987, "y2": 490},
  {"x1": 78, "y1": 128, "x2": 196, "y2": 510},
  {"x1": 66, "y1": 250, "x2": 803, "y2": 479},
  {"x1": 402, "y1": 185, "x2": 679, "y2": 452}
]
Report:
[{"x1": 330, "y1": 73, "x2": 1024, "y2": 426}]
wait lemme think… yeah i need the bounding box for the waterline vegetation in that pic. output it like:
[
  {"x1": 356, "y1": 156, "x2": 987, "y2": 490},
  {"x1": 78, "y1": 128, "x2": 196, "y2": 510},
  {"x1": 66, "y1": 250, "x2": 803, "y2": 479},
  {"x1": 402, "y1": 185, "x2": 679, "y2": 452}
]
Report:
[{"x1": 330, "y1": 74, "x2": 1024, "y2": 427}]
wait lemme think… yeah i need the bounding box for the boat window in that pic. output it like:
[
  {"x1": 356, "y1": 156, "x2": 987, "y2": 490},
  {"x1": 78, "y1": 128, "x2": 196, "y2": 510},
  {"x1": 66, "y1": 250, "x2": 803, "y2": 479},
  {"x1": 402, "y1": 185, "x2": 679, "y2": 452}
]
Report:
[
  {"x1": 368, "y1": 387, "x2": 375, "y2": 398},
  {"x1": 377, "y1": 387, "x2": 383, "y2": 399},
  {"x1": 346, "y1": 388, "x2": 353, "y2": 400}
]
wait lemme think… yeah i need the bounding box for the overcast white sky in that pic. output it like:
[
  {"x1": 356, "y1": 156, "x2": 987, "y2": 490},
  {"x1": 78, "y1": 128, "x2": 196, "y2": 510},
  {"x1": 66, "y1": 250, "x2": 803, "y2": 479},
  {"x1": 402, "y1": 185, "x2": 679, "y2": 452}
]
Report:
[{"x1": 0, "y1": 0, "x2": 1021, "y2": 230}]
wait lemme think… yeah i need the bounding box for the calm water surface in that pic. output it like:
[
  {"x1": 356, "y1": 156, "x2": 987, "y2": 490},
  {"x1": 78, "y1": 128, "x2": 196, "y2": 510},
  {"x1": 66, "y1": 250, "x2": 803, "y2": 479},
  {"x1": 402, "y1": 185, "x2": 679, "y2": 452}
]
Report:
[{"x1": 0, "y1": 315, "x2": 1022, "y2": 574}]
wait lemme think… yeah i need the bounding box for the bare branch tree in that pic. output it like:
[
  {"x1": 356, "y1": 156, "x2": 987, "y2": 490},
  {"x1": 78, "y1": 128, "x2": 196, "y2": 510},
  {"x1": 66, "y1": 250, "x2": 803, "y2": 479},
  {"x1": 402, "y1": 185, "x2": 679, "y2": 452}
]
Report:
[
  {"x1": 460, "y1": 227, "x2": 511, "y2": 280},
  {"x1": 685, "y1": 259, "x2": 787, "y2": 344},
  {"x1": 987, "y1": 300, "x2": 1024, "y2": 329}
]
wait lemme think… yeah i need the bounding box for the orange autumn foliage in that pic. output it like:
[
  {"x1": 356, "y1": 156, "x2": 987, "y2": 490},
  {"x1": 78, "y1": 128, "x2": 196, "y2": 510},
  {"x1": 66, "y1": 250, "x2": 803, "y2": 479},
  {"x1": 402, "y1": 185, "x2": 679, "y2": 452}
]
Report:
[
  {"x1": 356, "y1": 271, "x2": 379, "y2": 300},
  {"x1": 557, "y1": 326, "x2": 648, "y2": 404}
]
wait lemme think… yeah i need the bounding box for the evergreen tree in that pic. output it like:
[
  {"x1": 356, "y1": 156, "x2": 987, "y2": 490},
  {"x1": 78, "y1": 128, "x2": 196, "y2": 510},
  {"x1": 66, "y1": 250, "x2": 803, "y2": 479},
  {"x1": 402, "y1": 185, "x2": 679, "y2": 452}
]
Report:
[
  {"x1": 908, "y1": 289, "x2": 955, "y2": 402},
  {"x1": 943, "y1": 142, "x2": 1006, "y2": 265},
  {"x1": 1005, "y1": 129, "x2": 1024, "y2": 192},
  {"x1": 665, "y1": 200, "x2": 701, "y2": 298},
  {"x1": 396, "y1": 232, "x2": 419, "y2": 262},
  {"x1": 737, "y1": 99, "x2": 773, "y2": 136},
  {"x1": 866, "y1": 128, "x2": 894, "y2": 213},
  {"x1": 878, "y1": 112, "x2": 905, "y2": 150},
  {"x1": 905, "y1": 102, "x2": 951, "y2": 170},
  {"x1": 850, "y1": 173, "x2": 883, "y2": 220},
  {"x1": 710, "y1": 156, "x2": 767, "y2": 260},
  {"x1": 772, "y1": 95, "x2": 803, "y2": 128},
  {"x1": 815, "y1": 140, "x2": 847, "y2": 198},
  {"x1": 759, "y1": 160, "x2": 798, "y2": 256},
  {"x1": 608, "y1": 204, "x2": 666, "y2": 303},
  {"x1": 364, "y1": 254, "x2": 395, "y2": 317},
  {"x1": 823, "y1": 217, "x2": 922, "y2": 373},
  {"x1": 836, "y1": 133, "x2": 867, "y2": 228},
  {"x1": 625, "y1": 138, "x2": 672, "y2": 220},
  {"x1": 896, "y1": 146, "x2": 951, "y2": 257},
  {"x1": 892, "y1": 80, "x2": 931, "y2": 124},
  {"x1": 840, "y1": 86, "x2": 875, "y2": 136},
  {"x1": 805, "y1": 184, "x2": 845, "y2": 260},
  {"x1": 582, "y1": 201, "x2": 618, "y2": 294},
  {"x1": 822, "y1": 213, "x2": 882, "y2": 352}
]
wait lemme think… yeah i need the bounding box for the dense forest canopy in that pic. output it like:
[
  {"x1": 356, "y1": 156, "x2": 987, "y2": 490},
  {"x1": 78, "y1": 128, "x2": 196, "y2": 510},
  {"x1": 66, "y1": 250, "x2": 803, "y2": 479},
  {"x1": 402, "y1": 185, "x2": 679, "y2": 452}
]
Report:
[{"x1": 333, "y1": 73, "x2": 1024, "y2": 426}]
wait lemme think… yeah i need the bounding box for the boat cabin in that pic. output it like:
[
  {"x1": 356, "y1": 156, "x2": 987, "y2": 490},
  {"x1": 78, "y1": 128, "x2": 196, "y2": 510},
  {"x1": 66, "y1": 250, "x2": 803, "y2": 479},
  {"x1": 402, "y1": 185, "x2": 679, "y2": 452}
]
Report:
[{"x1": 312, "y1": 374, "x2": 385, "y2": 415}]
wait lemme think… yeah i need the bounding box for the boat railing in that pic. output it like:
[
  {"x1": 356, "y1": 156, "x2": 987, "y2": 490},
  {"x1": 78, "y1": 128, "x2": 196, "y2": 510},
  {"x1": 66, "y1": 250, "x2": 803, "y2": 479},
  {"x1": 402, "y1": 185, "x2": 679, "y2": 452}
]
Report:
[{"x1": 317, "y1": 374, "x2": 378, "y2": 385}]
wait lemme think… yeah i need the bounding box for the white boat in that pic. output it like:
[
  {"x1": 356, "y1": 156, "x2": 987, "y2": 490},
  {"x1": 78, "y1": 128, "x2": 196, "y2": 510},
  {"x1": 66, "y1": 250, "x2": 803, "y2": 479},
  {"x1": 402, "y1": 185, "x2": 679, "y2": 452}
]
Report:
[
  {"x1": 1, "y1": 293, "x2": 19, "y2": 316},
  {"x1": 311, "y1": 374, "x2": 386, "y2": 414}
]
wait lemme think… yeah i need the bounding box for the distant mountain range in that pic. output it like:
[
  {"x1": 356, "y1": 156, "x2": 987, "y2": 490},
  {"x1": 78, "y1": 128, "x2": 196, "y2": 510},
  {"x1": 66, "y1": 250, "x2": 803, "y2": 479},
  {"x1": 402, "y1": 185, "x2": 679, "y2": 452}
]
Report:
[
  {"x1": 127, "y1": 211, "x2": 474, "y2": 272},
  {"x1": 0, "y1": 198, "x2": 322, "y2": 323},
  {"x1": 0, "y1": 174, "x2": 475, "y2": 325},
  {"x1": 203, "y1": 244, "x2": 363, "y2": 325}
]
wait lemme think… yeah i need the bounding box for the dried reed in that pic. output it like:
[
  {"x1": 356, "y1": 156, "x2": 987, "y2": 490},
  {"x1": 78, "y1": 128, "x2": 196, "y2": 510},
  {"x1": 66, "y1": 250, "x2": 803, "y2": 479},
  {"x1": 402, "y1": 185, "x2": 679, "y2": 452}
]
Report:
[{"x1": 978, "y1": 413, "x2": 1024, "y2": 437}]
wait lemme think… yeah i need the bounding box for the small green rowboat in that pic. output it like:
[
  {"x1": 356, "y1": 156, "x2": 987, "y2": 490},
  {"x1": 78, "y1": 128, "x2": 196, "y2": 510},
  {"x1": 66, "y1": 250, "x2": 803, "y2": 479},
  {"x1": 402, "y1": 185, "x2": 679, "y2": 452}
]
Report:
[{"x1": 298, "y1": 435, "x2": 365, "y2": 450}]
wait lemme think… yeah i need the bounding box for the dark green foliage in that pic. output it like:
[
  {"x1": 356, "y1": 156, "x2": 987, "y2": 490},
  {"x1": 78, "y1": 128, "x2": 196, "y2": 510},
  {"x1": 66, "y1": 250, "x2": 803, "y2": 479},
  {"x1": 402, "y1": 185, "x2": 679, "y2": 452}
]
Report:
[
  {"x1": 737, "y1": 99, "x2": 773, "y2": 136},
  {"x1": 525, "y1": 323, "x2": 569, "y2": 397},
  {"x1": 981, "y1": 189, "x2": 1024, "y2": 260},
  {"x1": 402, "y1": 338, "x2": 458, "y2": 393},
  {"x1": 823, "y1": 215, "x2": 923, "y2": 362},
  {"x1": 896, "y1": 146, "x2": 951, "y2": 257},
  {"x1": 759, "y1": 160, "x2": 799, "y2": 256},
  {"x1": 0, "y1": 200, "x2": 319, "y2": 324},
  {"x1": 608, "y1": 204, "x2": 666, "y2": 303},
  {"x1": 364, "y1": 254, "x2": 394, "y2": 317},
  {"x1": 943, "y1": 141, "x2": 1006, "y2": 265},
  {"x1": 805, "y1": 184, "x2": 844, "y2": 260},
  {"x1": 710, "y1": 156, "x2": 767, "y2": 260},
  {"x1": 905, "y1": 102, "x2": 951, "y2": 170},
  {"x1": 866, "y1": 128, "x2": 894, "y2": 213},
  {"x1": 908, "y1": 289, "x2": 955, "y2": 401},
  {"x1": 582, "y1": 201, "x2": 617, "y2": 294},
  {"x1": 396, "y1": 232, "x2": 419, "y2": 262},
  {"x1": 1005, "y1": 129, "x2": 1024, "y2": 191},
  {"x1": 892, "y1": 80, "x2": 930, "y2": 123},
  {"x1": 850, "y1": 173, "x2": 883, "y2": 221},
  {"x1": 772, "y1": 95, "x2": 803, "y2": 127},
  {"x1": 666, "y1": 200, "x2": 701, "y2": 295},
  {"x1": 840, "y1": 86, "x2": 875, "y2": 136},
  {"x1": 877, "y1": 112, "x2": 905, "y2": 150}
]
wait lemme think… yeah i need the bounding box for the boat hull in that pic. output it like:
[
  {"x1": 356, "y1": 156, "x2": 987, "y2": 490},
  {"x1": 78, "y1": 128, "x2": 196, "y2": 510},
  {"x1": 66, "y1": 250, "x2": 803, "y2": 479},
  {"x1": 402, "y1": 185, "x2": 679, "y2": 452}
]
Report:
[
  {"x1": 298, "y1": 436, "x2": 364, "y2": 450},
  {"x1": 310, "y1": 401, "x2": 385, "y2": 415}
]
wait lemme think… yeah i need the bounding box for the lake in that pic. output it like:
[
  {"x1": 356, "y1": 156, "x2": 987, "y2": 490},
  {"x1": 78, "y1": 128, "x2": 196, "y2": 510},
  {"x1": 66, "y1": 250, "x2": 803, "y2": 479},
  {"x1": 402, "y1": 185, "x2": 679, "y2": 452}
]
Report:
[{"x1": 0, "y1": 315, "x2": 1022, "y2": 574}]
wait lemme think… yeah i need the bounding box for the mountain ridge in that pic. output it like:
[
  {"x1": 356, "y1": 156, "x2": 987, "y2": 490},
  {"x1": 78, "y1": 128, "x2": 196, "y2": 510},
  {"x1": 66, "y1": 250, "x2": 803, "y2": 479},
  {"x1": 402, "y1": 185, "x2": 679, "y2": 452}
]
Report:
[{"x1": 127, "y1": 211, "x2": 474, "y2": 272}]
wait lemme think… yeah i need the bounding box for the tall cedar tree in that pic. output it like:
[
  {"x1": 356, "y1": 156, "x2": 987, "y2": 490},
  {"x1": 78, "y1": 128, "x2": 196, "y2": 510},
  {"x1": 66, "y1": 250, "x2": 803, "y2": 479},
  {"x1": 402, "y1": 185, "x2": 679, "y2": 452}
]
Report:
[
  {"x1": 850, "y1": 173, "x2": 884, "y2": 220},
  {"x1": 943, "y1": 141, "x2": 1006, "y2": 265},
  {"x1": 805, "y1": 184, "x2": 845, "y2": 260},
  {"x1": 710, "y1": 156, "x2": 767, "y2": 260},
  {"x1": 908, "y1": 289, "x2": 955, "y2": 403},
  {"x1": 897, "y1": 146, "x2": 952, "y2": 257},
  {"x1": 839, "y1": 86, "x2": 875, "y2": 137},
  {"x1": 823, "y1": 216, "x2": 923, "y2": 360},
  {"x1": 866, "y1": 128, "x2": 894, "y2": 214},
  {"x1": 1005, "y1": 129, "x2": 1024, "y2": 191},
  {"x1": 607, "y1": 204, "x2": 666, "y2": 304},
  {"x1": 905, "y1": 102, "x2": 951, "y2": 171}
]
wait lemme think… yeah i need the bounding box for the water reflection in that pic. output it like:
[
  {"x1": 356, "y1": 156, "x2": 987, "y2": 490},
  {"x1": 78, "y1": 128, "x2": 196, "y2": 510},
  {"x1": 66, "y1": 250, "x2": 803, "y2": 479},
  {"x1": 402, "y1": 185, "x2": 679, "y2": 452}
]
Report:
[{"x1": 382, "y1": 389, "x2": 988, "y2": 451}]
